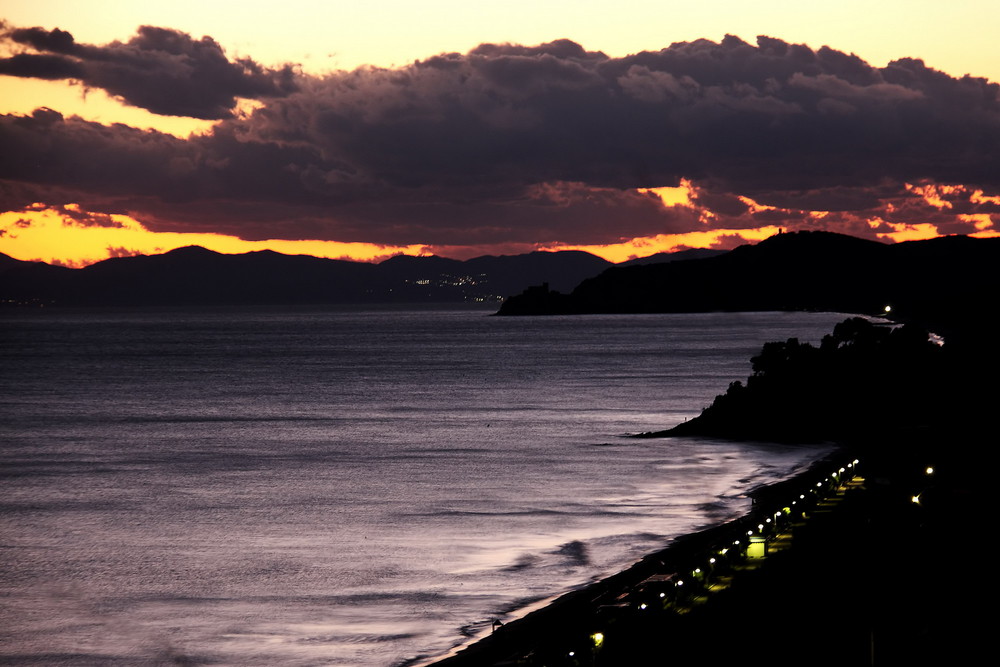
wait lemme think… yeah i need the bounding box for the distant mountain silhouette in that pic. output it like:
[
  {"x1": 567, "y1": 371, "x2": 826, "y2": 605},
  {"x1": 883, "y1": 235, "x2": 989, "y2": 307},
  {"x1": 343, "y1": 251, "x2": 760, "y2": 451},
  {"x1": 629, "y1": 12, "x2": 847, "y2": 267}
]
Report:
[
  {"x1": 0, "y1": 247, "x2": 612, "y2": 307},
  {"x1": 498, "y1": 231, "x2": 998, "y2": 346}
]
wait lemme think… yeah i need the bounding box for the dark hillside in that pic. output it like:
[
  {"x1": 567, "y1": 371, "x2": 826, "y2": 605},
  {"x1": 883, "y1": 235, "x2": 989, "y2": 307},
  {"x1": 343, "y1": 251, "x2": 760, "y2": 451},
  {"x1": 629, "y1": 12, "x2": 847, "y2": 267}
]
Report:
[{"x1": 498, "y1": 232, "x2": 999, "y2": 344}]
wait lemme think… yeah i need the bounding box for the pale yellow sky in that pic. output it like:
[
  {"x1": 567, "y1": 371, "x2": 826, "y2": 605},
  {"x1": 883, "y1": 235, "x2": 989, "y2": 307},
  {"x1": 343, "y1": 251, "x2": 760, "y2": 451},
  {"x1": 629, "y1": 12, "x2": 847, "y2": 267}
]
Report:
[
  {"x1": 2, "y1": 0, "x2": 997, "y2": 264},
  {"x1": 3, "y1": 0, "x2": 997, "y2": 77},
  {"x1": 4, "y1": 0, "x2": 997, "y2": 135}
]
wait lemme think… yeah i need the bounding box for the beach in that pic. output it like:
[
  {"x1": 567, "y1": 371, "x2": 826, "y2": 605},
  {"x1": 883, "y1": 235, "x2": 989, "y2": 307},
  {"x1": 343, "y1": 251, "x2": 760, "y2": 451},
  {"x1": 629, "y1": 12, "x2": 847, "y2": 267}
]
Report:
[{"x1": 429, "y1": 426, "x2": 988, "y2": 666}]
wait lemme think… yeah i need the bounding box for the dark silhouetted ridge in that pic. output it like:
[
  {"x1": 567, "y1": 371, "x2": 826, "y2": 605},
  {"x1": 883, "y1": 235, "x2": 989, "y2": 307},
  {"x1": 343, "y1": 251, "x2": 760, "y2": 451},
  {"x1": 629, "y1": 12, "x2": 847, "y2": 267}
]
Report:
[
  {"x1": 497, "y1": 231, "x2": 999, "y2": 344},
  {"x1": 0, "y1": 247, "x2": 610, "y2": 307}
]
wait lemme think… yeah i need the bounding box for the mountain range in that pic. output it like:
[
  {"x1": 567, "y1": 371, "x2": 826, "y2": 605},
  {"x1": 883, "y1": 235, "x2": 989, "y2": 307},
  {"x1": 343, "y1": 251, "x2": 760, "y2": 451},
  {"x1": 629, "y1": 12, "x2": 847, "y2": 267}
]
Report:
[
  {"x1": 0, "y1": 245, "x2": 721, "y2": 308},
  {"x1": 6, "y1": 231, "x2": 995, "y2": 347}
]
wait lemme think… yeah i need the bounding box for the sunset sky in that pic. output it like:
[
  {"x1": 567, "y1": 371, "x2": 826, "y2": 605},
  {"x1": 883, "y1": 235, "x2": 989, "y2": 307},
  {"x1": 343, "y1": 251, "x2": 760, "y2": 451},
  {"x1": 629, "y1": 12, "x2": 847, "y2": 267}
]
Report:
[{"x1": 2, "y1": 0, "x2": 999, "y2": 266}]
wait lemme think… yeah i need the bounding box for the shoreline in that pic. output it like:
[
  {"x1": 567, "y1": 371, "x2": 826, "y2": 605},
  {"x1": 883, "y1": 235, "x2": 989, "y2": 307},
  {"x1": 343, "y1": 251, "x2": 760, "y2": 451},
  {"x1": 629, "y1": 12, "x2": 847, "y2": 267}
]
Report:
[
  {"x1": 421, "y1": 313, "x2": 993, "y2": 666},
  {"x1": 424, "y1": 421, "x2": 989, "y2": 665},
  {"x1": 422, "y1": 446, "x2": 855, "y2": 666}
]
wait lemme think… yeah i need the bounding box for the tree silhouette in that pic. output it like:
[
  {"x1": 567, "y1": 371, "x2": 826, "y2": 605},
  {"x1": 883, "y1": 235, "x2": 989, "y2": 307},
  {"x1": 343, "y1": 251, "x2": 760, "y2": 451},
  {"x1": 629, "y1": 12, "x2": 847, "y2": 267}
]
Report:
[{"x1": 670, "y1": 318, "x2": 947, "y2": 442}]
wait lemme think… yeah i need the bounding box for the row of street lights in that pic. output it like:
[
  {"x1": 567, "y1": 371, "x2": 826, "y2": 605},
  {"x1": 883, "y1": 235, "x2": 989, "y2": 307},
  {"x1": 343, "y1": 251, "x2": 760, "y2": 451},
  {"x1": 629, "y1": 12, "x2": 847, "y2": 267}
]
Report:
[{"x1": 545, "y1": 458, "x2": 864, "y2": 666}]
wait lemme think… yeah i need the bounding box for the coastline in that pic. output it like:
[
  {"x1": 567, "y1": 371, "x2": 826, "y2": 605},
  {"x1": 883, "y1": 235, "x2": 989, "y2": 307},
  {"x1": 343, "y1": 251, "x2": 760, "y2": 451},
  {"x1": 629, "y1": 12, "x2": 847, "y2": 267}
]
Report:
[
  {"x1": 426, "y1": 426, "x2": 988, "y2": 665},
  {"x1": 423, "y1": 306, "x2": 994, "y2": 666},
  {"x1": 423, "y1": 446, "x2": 857, "y2": 666}
]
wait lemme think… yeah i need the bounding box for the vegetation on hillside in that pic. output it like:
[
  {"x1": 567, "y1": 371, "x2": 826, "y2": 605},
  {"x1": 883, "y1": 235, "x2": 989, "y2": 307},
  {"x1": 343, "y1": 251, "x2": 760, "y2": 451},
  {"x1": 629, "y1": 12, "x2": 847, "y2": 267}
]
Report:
[{"x1": 666, "y1": 317, "x2": 949, "y2": 442}]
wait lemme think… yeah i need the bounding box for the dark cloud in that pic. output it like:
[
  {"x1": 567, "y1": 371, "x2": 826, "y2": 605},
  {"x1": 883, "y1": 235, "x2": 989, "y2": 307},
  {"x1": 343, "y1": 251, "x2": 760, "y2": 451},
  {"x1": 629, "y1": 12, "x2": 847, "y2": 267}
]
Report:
[
  {"x1": 238, "y1": 34, "x2": 1000, "y2": 196},
  {"x1": 2, "y1": 31, "x2": 999, "y2": 248},
  {"x1": 56, "y1": 205, "x2": 125, "y2": 228},
  {"x1": 0, "y1": 24, "x2": 297, "y2": 119}
]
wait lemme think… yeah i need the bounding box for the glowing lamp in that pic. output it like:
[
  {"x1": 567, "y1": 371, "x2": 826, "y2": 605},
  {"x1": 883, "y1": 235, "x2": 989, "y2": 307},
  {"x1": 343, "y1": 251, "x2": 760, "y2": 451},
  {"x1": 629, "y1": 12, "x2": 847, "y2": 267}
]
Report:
[
  {"x1": 911, "y1": 495, "x2": 921, "y2": 504},
  {"x1": 747, "y1": 536, "x2": 766, "y2": 559},
  {"x1": 591, "y1": 632, "x2": 604, "y2": 648},
  {"x1": 926, "y1": 467, "x2": 934, "y2": 475}
]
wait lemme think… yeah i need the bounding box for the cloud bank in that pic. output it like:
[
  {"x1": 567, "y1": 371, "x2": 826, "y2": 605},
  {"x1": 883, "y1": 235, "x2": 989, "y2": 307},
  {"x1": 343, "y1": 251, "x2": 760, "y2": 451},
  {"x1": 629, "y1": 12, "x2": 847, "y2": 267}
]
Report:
[{"x1": 2, "y1": 26, "x2": 999, "y2": 253}]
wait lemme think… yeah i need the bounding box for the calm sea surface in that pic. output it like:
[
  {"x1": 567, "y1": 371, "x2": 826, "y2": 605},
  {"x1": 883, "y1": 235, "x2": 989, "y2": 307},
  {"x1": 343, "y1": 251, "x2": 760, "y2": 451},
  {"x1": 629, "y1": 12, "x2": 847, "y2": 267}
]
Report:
[{"x1": 1, "y1": 307, "x2": 851, "y2": 666}]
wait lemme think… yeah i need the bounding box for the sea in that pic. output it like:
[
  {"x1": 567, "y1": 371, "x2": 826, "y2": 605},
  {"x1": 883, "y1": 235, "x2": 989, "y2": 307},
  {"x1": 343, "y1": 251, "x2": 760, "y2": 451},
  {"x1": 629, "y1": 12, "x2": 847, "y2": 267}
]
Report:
[{"x1": 0, "y1": 306, "x2": 854, "y2": 666}]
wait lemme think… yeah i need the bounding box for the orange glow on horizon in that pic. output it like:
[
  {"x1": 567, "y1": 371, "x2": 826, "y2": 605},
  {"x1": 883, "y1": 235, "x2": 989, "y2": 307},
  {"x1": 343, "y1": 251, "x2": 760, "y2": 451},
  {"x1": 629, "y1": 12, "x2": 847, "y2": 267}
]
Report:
[
  {"x1": 3, "y1": 201, "x2": 991, "y2": 269},
  {"x1": 971, "y1": 190, "x2": 1000, "y2": 206},
  {"x1": 961, "y1": 214, "x2": 995, "y2": 231},
  {"x1": 638, "y1": 181, "x2": 695, "y2": 207},
  {"x1": 873, "y1": 221, "x2": 943, "y2": 243},
  {"x1": 737, "y1": 195, "x2": 778, "y2": 214},
  {"x1": 0, "y1": 204, "x2": 789, "y2": 267},
  {"x1": 0, "y1": 207, "x2": 429, "y2": 266},
  {"x1": 540, "y1": 227, "x2": 783, "y2": 263},
  {"x1": 873, "y1": 218, "x2": 1000, "y2": 243},
  {"x1": 905, "y1": 182, "x2": 963, "y2": 210}
]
